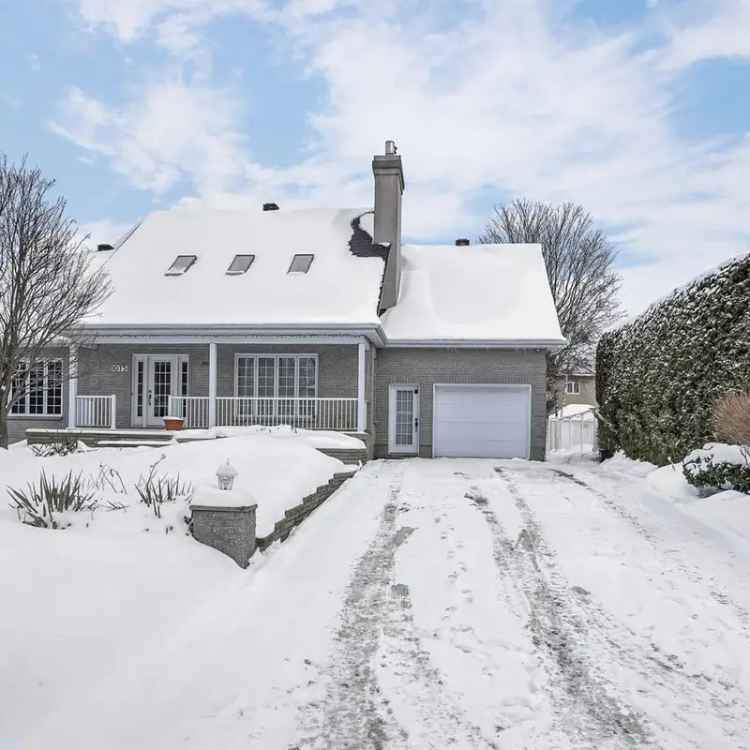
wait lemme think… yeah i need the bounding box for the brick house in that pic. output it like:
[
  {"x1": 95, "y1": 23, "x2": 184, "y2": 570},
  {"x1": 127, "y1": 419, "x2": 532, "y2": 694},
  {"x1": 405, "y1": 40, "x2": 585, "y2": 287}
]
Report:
[{"x1": 10, "y1": 142, "x2": 565, "y2": 459}]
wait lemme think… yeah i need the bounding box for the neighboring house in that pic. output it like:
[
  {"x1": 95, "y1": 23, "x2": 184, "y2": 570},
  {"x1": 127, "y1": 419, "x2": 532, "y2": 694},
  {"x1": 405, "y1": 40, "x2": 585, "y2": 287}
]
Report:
[
  {"x1": 553, "y1": 370, "x2": 597, "y2": 410},
  {"x1": 10, "y1": 141, "x2": 565, "y2": 459}
]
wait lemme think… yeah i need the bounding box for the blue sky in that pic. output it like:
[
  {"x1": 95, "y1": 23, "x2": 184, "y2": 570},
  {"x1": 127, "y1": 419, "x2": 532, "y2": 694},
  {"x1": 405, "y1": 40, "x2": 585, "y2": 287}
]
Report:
[{"x1": 1, "y1": 0, "x2": 749, "y2": 315}]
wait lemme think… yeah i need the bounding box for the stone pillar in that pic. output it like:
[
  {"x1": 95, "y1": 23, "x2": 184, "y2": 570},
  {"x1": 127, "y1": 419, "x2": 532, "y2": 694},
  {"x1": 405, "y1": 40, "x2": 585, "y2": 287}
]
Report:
[{"x1": 191, "y1": 503, "x2": 257, "y2": 568}]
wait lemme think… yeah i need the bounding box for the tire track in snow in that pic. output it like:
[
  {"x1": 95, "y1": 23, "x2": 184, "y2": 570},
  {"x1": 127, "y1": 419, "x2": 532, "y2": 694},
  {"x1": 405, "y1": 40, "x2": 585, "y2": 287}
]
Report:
[
  {"x1": 466, "y1": 469, "x2": 651, "y2": 748},
  {"x1": 550, "y1": 468, "x2": 750, "y2": 633},
  {"x1": 497, "y1": 465, "x2": 750, "y2": 749},
  {"x1": 294, "y1": 463, "x2": 495, "y2": 749}
]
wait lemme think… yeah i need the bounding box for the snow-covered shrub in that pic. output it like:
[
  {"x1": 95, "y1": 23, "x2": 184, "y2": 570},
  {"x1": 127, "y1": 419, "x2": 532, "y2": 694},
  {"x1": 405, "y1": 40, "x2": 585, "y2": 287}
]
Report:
[
  {"x1": 8, "y1": 470, "x2": 97, "y2": 528},
  {"x1": 682, "y1": 443, "x2": 750, "y2": 495},
  {"x1": 712, "y1": 391, "x2": 750, "y2": 445},
  {"x1": 597, "y1": 253, "x2": 750, "y2": 465},
  {"x1": 30, "y1": 438, "x2": 81, "y2": 457},
  {"x1": 135, "y1": 456, "x2": 192, "y2": 518}
]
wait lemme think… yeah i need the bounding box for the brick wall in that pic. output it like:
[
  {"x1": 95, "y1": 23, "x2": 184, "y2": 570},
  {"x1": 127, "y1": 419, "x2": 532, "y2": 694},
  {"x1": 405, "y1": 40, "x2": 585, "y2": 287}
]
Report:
[
  {"x1": 78, "y1": 344, "x2": 209, "y2": 428},
  {"x1": 373, "y1": 348, "x2": 548, "y2": 460}
]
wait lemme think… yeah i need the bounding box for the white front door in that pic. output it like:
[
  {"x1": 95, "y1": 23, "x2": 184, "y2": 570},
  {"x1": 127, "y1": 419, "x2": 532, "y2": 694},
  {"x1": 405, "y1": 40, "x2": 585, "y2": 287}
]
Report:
[
  {"x1": 147, "y1": 356, "x2": 179, "y2": 426},
  {"x1": 388, "y1": 384, "x2": 420, "y2": 454}
]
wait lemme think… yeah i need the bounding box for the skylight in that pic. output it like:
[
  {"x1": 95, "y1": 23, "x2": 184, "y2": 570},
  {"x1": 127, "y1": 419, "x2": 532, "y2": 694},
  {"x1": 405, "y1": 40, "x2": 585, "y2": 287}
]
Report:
[
  {"x1": 226, "y1": 254, "x2": 255, "y2": 275},
  {"x1": 288, "y1": 254, "x2": 314, "y2": 273},
  {"x1": 165, "y1": 255, "x2": 197, "y2": 276}
]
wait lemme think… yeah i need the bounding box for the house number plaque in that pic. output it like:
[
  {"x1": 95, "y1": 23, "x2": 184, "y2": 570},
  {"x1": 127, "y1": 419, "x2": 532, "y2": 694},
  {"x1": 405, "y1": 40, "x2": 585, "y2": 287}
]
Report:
[{"x1": 112, "y1": 364, "x2": 129, "y2": 373}]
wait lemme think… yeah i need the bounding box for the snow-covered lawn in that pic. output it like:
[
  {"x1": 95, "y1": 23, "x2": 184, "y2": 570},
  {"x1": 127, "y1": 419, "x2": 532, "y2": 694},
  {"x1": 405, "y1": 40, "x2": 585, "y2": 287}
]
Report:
[
  {"x1": 0, "y1": 433, "x2": 344, "y2": 537},
  {"x1": 2, "y1": 454, "x2": 749, "y2": 748}
]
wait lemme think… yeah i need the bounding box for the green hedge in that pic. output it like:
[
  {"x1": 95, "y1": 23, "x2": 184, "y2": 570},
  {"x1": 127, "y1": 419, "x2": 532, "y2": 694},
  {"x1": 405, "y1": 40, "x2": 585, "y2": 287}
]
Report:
[{"x1": 596, "y1": 253, "x2": 750, "y2": 465}]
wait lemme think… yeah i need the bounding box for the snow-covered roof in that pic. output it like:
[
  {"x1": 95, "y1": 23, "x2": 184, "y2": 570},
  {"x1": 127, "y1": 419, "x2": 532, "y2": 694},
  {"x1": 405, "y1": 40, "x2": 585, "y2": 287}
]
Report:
[
  {"x1": 381, "y1": 243, "x2": 565, "y2": 345},
  {"x1": 88, "y1": 205, "x2": 384, "y2": 328}
]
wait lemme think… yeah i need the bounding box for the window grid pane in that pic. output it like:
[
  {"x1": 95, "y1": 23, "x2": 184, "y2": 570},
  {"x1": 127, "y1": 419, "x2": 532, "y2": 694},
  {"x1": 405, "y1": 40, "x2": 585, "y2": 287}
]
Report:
[
  {"x1": 136, "y1": 361, "x2": 144, "y2": 417},
  {"x1": 153, "y1": 361, "x2": 172, "y2": 418},
  {"x1": 28, "y1": 363, "x2": 46, "y2": 414},
  {"x1": 46, "y1": 361, "x2": 62, "y2": 415},
  {"x1": 395, "y1": 390, "x2": 414, "y2": 446},
  {"x1": 11, "y1": 362, "x2": 28, "y2": 414}
]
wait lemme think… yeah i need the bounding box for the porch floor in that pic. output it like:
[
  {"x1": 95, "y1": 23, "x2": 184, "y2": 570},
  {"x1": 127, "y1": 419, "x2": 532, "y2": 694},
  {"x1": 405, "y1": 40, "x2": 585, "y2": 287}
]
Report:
[{"x1": 24, "y1": 426, "x2": 371, "y2": 462}]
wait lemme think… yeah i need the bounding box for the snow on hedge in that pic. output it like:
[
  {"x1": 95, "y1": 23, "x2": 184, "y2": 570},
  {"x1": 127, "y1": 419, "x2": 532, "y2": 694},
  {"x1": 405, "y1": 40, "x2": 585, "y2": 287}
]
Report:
[{"x1": 596, "y1": 252, "x2": 750, "y2": 465}]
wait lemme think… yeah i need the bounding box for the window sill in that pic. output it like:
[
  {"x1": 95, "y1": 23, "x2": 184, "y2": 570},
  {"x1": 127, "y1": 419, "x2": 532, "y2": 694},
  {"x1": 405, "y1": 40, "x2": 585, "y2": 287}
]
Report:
[{"x1": 8, "y1": 414, "x2": 64, "y2": 421}]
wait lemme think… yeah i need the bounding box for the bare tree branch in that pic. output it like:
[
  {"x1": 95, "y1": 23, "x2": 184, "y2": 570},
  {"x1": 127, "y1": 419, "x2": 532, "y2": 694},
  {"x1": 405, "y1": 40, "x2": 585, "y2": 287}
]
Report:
[
  {"x1": 479, "y1": 199, "x2": 623, "y2": 410},
  {"x1": 0, "y1": 155, "x2": 111, "y2": 447}
]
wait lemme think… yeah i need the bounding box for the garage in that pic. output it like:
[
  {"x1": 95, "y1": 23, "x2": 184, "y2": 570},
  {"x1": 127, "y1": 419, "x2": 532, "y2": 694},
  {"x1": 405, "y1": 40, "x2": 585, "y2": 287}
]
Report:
[{"x1": 432, "y1": 384, "x2": 531, "y2": 459}]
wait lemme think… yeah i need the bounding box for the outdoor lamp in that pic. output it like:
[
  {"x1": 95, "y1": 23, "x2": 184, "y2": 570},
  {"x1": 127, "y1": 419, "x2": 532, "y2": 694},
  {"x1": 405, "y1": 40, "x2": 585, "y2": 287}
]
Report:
[{"x1": 216, "y1": 459, "x2": 238, "y2": 490}]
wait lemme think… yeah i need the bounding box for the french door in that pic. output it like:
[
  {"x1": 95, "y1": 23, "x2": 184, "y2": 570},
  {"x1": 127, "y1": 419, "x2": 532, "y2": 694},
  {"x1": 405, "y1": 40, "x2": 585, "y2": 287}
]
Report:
[
  {"x1": 132, "y1": 354, "x2": 188, "y2": 427},
  {"x1": 388, "y1": 384, "x2": 420, "y2": 454}
]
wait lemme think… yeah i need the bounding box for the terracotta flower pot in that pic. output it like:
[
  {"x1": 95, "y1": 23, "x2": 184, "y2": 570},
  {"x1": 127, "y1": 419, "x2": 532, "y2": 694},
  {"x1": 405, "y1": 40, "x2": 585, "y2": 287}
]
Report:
[{"x1": 163, "y1": 416, "x2": 185, "y2": 431}]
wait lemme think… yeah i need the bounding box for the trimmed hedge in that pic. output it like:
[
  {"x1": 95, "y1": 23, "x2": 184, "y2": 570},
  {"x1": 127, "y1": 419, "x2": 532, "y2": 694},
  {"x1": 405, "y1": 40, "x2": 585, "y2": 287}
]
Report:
[
  {"x1": 596, "y1": 253, "x2": 750, "y2": 466},
  {"x1": 683, "y1": 446, "x2": 750, "y2": 495}
]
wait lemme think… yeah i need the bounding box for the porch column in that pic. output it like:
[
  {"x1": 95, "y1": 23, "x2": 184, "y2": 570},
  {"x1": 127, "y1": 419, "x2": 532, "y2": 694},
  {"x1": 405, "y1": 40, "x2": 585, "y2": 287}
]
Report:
[
  {"x1": 208, "y1": 342, "x2": 217, "y2": 428},
  {"x1": 67, "y1": 343, "x2": 78, "y2": 429},
  {"x1": 357, "y1": 341, "x2": 368, "y2": 433}
]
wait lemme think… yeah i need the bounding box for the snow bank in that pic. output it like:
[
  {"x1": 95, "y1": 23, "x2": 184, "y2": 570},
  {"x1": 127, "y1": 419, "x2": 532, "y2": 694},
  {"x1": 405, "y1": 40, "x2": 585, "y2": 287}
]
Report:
[
  {"x1": 0, "y1": 434, "x2": 344, "y2": 538},
  {"x1": 0, "y1": 509, "x2": 238, "y2": 745},
  {"x1": 178, "y1": 425, "x2": 365, "y2": 450}
]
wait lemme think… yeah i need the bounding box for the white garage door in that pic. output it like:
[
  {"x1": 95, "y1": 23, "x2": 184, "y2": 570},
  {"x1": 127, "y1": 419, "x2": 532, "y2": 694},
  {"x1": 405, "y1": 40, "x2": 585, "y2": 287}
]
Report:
[{"x1": 433, "y1": 384, "x2": 531, "y2": 459}]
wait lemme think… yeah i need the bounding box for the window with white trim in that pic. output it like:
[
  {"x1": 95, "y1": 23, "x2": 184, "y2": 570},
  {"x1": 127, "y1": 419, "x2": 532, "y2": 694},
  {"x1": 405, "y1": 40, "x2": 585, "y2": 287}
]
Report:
[
  {"x1": 235, "y1": 354, "x2": 318, "y2": 415},
  {"x1": 10, "y1": 359, "x2": 63, "y2": 416},
  {"x1": 565, "y1": 380, "x2": 580, "y2": 395}
]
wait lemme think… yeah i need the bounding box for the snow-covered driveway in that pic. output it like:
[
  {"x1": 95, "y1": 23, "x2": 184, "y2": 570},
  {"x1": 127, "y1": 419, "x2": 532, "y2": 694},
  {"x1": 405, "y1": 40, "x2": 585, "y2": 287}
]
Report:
[{"x1": 14, "y1": 458, "x2": 750, "y2": 750}]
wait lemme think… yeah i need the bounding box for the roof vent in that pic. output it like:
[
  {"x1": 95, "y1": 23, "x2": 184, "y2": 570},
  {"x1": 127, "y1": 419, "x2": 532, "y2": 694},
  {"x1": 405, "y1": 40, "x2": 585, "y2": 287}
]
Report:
[
  {"x1": 263, "y1": 202, "x2": 279, "y2": 211},
  {"x1": 97, "y1": 243, "x2": 114, "y2": 252},
  {"x1": 455, "y1": 238, "x2": 470, "y2": 246}
]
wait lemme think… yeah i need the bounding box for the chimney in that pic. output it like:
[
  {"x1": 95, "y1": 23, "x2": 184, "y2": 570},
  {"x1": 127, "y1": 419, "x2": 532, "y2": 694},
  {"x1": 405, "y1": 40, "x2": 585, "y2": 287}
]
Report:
[
  {"x1": 373, "y1": 140, "x2": 405, "y2": 311},
  {"x1": 455, "y1": 238, "x2": 470, "y2": 246},
  {"x1": 263, "y1": 202, "x2": 279, "y2": 211},
  {"x1": 97, "y1": 243, "x2": 114, "y2": 252}
]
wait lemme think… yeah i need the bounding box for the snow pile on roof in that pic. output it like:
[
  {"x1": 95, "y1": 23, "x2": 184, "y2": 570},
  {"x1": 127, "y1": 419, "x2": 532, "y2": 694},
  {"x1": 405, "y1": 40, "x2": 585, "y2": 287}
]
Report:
[
  {"x1": 381, "y1": 243, "x2": 565, "y2": 344},
  {"x1": 89, "y1": 206, "x2": 383, "y2": 328}
]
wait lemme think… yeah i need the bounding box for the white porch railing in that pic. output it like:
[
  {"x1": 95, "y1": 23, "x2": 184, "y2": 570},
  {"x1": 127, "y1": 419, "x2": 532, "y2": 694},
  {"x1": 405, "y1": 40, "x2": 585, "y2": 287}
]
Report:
[
  {"x1": 75, "y1": 395, "x2": 116, "y2": 429},
  {"x1": 547, "y1": 408, "x2": 598, "y2": 454},
  {"x1": 167, "y1": 396, "x2": 210, "y2": 429},
  {"x1": 168, "y1": 396, "x2": 358, "y2": 431}
]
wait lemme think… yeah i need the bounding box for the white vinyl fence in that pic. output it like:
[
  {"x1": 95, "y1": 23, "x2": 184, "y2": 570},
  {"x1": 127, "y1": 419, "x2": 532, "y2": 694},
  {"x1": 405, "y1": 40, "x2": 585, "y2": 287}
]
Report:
[{"x1": 547, "y1": 408, "x2": 598, "y2": 455}]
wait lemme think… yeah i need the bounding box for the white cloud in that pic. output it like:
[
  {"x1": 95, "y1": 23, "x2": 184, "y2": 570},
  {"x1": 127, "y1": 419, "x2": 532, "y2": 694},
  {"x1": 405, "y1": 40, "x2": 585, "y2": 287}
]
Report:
[
  {"x1": 64, "y1": 0, "x2": 750, "y2": 315},
  {"x1": 658, "y1": 0, "x2": 750, "y2": 69},
  {"x1": 50, "y1": 76, "x2": 248, "y2": 195}
]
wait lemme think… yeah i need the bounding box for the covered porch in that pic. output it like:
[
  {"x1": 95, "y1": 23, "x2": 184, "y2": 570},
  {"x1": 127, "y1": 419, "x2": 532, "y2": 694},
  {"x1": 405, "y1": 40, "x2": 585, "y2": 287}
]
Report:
[{"x1": 68, "y1": 337, "x2": 372, "y2": 435}]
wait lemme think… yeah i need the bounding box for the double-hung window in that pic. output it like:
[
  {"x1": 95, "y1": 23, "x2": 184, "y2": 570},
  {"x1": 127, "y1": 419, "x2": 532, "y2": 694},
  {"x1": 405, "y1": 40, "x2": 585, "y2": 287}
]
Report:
[
  {"x1": 235, "y1": 354, "x2": 318, "y2": 420},
  {"x1": 10, "y1": 359, "x2": 63, "y2": 416},
  {"x1": 565, "y1": 380, "x2": 580, "y2": 395}
]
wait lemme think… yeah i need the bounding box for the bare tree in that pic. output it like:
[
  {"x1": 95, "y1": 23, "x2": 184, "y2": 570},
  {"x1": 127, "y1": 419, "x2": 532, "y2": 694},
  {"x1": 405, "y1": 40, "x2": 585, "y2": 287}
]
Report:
[
  {"x1": 480, "y1": 199, "x2": 622, "y2": 408},
  {"x1": 0, "y1": 156, "x2": 111, "y2": 447}
]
